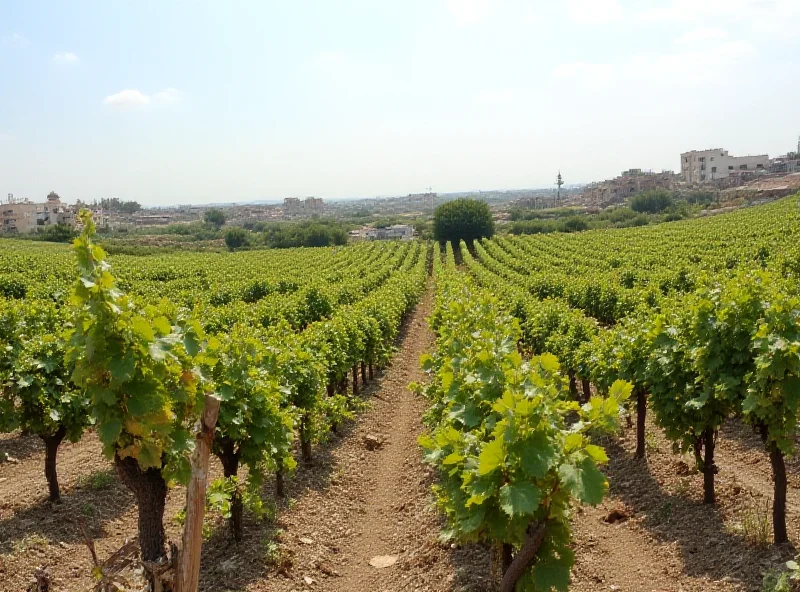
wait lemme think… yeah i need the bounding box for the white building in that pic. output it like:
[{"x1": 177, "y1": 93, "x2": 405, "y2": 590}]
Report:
[
  {"x1": 681, "y1": 149, "x2": 769, "y2": 183},
  {"x1": 360, "y1": 224, "x2": 415, "y2": 241}
]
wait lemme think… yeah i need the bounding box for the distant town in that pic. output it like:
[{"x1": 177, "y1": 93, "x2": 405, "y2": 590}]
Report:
[{"x1": 3, "y1": 140, "x2": 799, "y2": 240}]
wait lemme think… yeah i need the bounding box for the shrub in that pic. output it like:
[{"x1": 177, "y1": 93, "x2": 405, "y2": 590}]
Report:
[
  {"x1": 629, "y1": 190, "x2": 674, "y2": 214},
  {"x1": 224, "y1": 227, "x2": 250, "y2": 250},
  {"x1": 433, "y1": 198, "x2": 494, "y2": 243}
]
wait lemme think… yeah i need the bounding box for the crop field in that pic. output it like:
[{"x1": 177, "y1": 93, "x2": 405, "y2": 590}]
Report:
[{"x1": 1, "y1": 196, "x2": 799, "y2": 592}]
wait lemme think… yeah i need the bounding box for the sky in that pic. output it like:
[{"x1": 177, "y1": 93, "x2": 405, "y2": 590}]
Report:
[{"x1": 1, "y1": 0, "x2": 799, "y2": 206}]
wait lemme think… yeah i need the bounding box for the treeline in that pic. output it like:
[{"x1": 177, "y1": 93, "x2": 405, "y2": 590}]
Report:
[{"x1": 76, "y1": 197, "x2": 142, "y2": 214}]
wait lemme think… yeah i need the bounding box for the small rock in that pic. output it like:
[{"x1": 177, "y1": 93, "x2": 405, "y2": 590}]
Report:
[
  {"x1": 314, "y1": 560, "x2": 340, "y2": 577},
  {"x1": 603, "y1": 508, "x2": 629, "y2": 524},
  {"x1": 58, "y1": 542, "x2": 68, "y2": 549},
  {"x1": 369, "y1": 555, "x2": 398, "y2": 568},
  {"x1": 299, "y1": 537, "x2": 314, "y2": 545},
  {"x1": 364, "y1": 434, "x2": 384, "y2": 450},
  {"x1": 303, "y1": 575, "x2": 315, "y2": 585}
]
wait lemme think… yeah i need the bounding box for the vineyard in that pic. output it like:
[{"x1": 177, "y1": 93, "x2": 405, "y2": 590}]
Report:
[
  {"x1": 420, "y1": 195, "x2": 800, "y2": 590},
  {"x1": 0, "y1": 196, "x2": 799, "y2": 591}
]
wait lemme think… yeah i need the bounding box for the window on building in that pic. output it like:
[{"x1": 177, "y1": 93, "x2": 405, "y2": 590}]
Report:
[
  {"x1": 685, "y1": 157, "x2": 688, "y2": 163},
  {"x1": 740, "y1": 164, "x2": 748, "y2": 170},
  {"x1": 756, "y1": 163, "x2": 764, "y2": 169},
  {"x1": 701, "y1": 174, "x2": 706, "y2": 181},
  {"x1": 711, "y1": 166, "x2": 717, "y2": 173},
  {"x1": 699, "y1": 157, "x2": 705, "y2": 162},
  {"x1": 710, "y1": 157, "x2": 714, "y2": 161},
  {"x1": 728, "y1": 165, "x2": 734, "y2": 170}
]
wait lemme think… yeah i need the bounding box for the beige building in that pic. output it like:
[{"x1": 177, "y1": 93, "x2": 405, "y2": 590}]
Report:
[
  {"x1": 1, "y1": 202, "x2": 38, "y2": 233},
  {"x1": 680, "y1": 149, "x2": 769, "y2": 183},
  {"x1": 1, "y1": 192, "x2": 76, "y2": 234}
]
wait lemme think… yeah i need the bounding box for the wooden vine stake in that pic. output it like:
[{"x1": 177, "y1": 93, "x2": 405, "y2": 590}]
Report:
[{"x1": 176, "y1": 394, "x2": 221, "y2": 592}]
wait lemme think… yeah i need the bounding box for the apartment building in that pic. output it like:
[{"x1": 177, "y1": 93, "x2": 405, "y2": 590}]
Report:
[
  {"x1": 1, "y1": 192, "x2": 76, "y2": 234},
  {"x1": 680, "y1": 149, "x2": 769, "y2": 183},
  {"x1": 283, "y1": 197, "x2": 324, "y2": 214}
]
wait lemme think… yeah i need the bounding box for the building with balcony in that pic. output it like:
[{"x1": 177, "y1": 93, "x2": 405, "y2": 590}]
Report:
[
  {"x1": 680, "y1": 149, "x2": 769, "y2": 184},
  {"x1": 1, "y1": 192, "x2": 77, "y2": 234}
]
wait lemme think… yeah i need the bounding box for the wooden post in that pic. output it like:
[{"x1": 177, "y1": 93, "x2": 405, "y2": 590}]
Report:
[{"x1": 176, "y1": 395, "x2": 220, "y2": 592}]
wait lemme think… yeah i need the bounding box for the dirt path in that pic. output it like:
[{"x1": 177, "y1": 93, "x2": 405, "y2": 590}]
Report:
[{"x1": 243, "y1": 284, "x2": 489, "y2": 592}]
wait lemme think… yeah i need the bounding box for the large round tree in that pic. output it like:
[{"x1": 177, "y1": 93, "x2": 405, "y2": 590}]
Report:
[{"x1": 433, "y1": 198, "x2": 494, "y2": 244}]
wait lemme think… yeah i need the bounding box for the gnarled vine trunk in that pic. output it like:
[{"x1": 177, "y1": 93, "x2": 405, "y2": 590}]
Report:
[
  {"x1": 114, "y1": 455, "x2": 168, "y2": 562},
  {"x1": 276, "y1": 466, "x2": 285, "y2": 498},
  {"x1": 41, "y1": 425, "x2": 67, "y2": 503},
  {"x1": 361, "y1": 361, "x2": 367, "y2": 384},
  {"x1": 352, "y1": 365, "x2": 359, "y2": 395},
  {"x1": 568, "y1": 370, "x2": 578, "y2": 399},
  {"x1": 369, "y1": 363, "x2": 374, "y2": 381},
  {"x1": 756, "y1": 423, "x2": 788, "y2": 544},
  {"x1": 500, "y1": 521, "x2": 548, "y2": 592},
  {"x1": 635, "y1": 386, "x2": 647, "y2": 459},
  {"x1": 216, "y1": 437, "x2": 243, "y2": 542},
  {"x1": 581, "y1": 378, "x2": 591, "y2": 404},
  {"x1": 300, "y1": 413, "x2": 313, "y2": 464},
  {"x1": 769, "y1": 441, "x2": 788, "y2": 544},
  {"x1": 702, "y1": 427, "x2": 716, "y2": 504}
]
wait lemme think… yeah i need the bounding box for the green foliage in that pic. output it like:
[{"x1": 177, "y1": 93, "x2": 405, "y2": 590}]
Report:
[
  {"x1": 224, "y1": 227, "x2": 250, "y2": 250},
  {"x1": 205, "y1": 208, "x2": 227, "y2": 229},
  {"x1": 260, "y1": 220, "x2": 349, "y2": 249},
  {"x1": 68, "y1": 210, "x2": 211, "y2": 483},
  {"x1": 209, "y1": 323, "x2": 296, "y2": 478},
  {"x1": 420, "y1": 274, "x2": 629, "y2": 590},
  {"x1": 629, "y1": 190, "x2": 674, "y2": 214},
  {"x1": 79, "y1": 470, "x2": 115, "y2": 491},
  {"x1": 1, "y1": 298, "x2": 89, "y2": 442},
  {"x1": 36, "y1": 223, "x2": 78, "y2": 243},
  {"x1": 433, "y1": 198, "x2": 495, "y2": 243}
]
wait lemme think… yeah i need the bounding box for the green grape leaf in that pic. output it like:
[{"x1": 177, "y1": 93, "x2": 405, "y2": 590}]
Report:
[
  {"x1": 477, "y1": 437, "x2": 505, "y2": 476},
  {"x1": 558, "y1": 458, "x2": 607, "y2": 506},
  {"x1": 499, "y1": 482, "x2": 541, "y2": 517}
]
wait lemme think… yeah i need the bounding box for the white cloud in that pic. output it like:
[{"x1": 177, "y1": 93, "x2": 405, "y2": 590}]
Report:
[
  {"x1": 53, "y1": 52, "x2": 78, "y2": 64},
  {"x1": 153, "y1": 88, "x2": 181, "y2": 104},
  {"x1": 103, "y1": 88, "x2": 183, "y2": 108},
  {"x1": 1, "y1": 32, "x2": 28, "y2": 47},
  {"x1": 103, "y1": 89, "x2": 151, "y2": 107},
  {"x1": 444, "y1": 0, "x2": 493, "y2": 25},
  {"x1": 567, "y1": 0, "x2": 623, "y2": 23},
  {"x1": 675, "y1": 27, "x2": 729, "y2": 45}
]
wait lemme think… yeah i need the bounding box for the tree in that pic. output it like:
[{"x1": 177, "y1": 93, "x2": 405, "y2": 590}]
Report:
[
  {"x1": 224, "y1": 227, "x2": 250, "y2": 250},
  {"x1": 205, "y1": 208, "x2": 227, "y2": 229},
  {"x1": 68, "y1": 211, "x2": 212, "y2": 562},
  {"x1": 433, "y1": 198, "x2": 494, "y2": 244}
]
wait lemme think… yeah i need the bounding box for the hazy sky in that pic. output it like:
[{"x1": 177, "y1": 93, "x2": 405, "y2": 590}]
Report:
[{"x1": 1, "y1": 0, "x2": 798, "y2": 206}]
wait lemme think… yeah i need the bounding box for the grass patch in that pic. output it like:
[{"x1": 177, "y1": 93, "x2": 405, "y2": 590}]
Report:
[
  {"x1": 739, "y1": 496, "x2": 771, "y2": 546},
  {"x1": 79, "y1": 470, "x2": 115, "y2": 491},
  {"x1": 13, "y1": 534, "x2": 49, "y2": 554}
]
